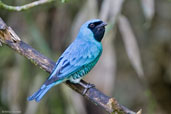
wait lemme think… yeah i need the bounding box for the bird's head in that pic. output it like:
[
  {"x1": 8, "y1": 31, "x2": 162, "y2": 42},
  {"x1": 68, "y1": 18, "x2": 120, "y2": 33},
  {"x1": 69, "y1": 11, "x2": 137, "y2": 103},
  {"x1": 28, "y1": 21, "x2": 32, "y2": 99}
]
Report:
[{"x1": 78, "y1": 19, "x2": 107, "y2": 42}]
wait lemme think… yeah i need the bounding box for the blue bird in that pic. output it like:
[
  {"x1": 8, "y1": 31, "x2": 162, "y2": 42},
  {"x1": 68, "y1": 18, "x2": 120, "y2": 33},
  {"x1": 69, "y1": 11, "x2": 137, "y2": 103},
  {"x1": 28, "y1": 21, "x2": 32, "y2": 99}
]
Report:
[{"x1": 28, "y1": 19, "x2": 107, "y2": 102}]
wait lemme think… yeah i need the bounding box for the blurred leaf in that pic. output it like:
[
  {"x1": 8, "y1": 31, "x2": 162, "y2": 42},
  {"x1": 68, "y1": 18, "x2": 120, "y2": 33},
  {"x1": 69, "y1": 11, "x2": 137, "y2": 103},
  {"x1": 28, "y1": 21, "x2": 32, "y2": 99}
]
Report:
[
  {"x1": 99, "y1": 0, "x2": 124, "y2": 22},
  {"x1": 144, "y1": 89, "x2": 157, "y2": 114},
  {"x1": 61, "y1": 0, "x2": 69, "y2": 3},
  {"x1": 0, "y1": 46, "x2": 14, "y2": 67},
  {"x1": 29, "y1": 24, "x2": 51, "y2": 56},
  {"x1": 118, "y1": 15, "x2": 144, "y2": 78},
  {"x1": 61, "y1": 0, "x2": 65, "y2": 3},
  {"x1": 25, "y1": 15, "x2": 52, "y2": 57},
  {"x1": 141, "y1": 0, "x2": 155, "y2": 20}
]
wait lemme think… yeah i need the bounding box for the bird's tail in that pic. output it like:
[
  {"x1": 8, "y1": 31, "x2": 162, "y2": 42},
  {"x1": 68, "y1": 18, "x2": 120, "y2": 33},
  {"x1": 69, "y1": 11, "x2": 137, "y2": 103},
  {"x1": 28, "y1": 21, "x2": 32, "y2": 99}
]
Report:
[
  {"x1": 27, "y1": 75, "x2": 65, "y2": 102},
  {"x1": 27, "y1": 83, "x2": 55, "y2": 102}
]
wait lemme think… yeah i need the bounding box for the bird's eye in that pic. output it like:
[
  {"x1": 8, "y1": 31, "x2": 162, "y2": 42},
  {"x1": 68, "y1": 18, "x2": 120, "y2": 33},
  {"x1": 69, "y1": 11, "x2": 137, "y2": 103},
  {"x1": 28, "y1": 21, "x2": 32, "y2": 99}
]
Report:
[{"x1": 89, "y1": 23, "x2": 95, "y2": 28}]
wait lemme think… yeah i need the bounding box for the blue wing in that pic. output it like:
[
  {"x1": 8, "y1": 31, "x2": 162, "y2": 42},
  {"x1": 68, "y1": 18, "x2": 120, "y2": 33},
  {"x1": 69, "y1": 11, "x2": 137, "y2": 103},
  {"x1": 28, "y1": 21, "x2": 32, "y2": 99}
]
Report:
[
  {"x1": 49, "y1": 39, "x2": 102, "y2": 81},
  {"x1": 28, "y1": 39, "x2": 102, "y2": 102}
]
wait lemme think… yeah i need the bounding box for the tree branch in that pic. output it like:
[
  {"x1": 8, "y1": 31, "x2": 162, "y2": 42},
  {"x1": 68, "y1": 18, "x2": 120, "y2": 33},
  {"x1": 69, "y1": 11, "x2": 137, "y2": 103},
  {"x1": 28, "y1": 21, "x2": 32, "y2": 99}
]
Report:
[
  {"x1": 0, "y1": 0, "x2": 54, "y2": 11},
  {"x1": 0, "y1": 17, "x2": 141, "y2": 114}
]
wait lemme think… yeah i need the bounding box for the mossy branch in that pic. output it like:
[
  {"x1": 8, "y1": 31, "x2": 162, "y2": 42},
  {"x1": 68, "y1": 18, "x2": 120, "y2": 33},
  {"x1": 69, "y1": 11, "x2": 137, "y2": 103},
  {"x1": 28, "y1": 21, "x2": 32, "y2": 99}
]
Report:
[
  {"x1": 0, "y1": 17, "x2": 141, "y2": 114},
  {"x1": 0, "y1": 0, "x2": 54, "y2": 11}
]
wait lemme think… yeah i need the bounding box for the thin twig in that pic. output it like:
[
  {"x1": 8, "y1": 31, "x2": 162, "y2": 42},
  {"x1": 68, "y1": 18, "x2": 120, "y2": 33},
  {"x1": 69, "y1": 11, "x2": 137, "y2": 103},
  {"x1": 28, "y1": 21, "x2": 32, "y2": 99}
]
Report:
[
  {"x1": 0, "y1": 17, "x2": 140, "y2": 114},
  {"x1": 0, "y1": 0, "x2": 54, "y2": 11}
]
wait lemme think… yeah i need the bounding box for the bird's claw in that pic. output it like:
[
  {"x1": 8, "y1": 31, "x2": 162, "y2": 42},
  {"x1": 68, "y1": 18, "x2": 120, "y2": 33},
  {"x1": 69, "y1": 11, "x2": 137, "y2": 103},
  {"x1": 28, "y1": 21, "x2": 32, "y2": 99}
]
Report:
[{"x1": 82, "y1": 83, "x2": 95, "y2": 95}]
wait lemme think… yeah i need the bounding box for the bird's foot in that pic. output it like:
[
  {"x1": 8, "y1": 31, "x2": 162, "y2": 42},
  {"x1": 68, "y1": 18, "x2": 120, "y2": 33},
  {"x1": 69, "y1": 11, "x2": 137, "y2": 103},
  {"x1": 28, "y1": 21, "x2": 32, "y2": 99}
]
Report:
[{"x1": 78, "y1": 82, "x2": 95, "y2": 95}]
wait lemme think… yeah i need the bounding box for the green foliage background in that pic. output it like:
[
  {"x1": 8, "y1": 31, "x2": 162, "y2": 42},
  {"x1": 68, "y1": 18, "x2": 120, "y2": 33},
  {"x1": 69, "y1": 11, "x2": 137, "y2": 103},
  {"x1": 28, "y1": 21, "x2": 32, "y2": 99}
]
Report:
[{"x1": 0, "y1": 0, "x2": 171, "y2": 114}]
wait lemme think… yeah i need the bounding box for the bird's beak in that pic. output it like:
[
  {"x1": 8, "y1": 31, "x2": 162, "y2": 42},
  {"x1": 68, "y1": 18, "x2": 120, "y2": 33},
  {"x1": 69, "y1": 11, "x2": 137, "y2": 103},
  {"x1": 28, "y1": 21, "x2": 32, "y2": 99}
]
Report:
[{"x1": 97, "y1": 22, "x2": 107, "y2": 28}]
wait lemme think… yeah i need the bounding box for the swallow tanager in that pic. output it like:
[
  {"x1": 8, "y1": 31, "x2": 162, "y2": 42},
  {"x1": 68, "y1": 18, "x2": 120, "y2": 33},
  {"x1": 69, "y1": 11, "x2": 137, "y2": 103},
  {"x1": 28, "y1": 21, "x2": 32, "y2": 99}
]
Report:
[{"x1": 28, "y1": 19, "x2": 107, "y2": 102}]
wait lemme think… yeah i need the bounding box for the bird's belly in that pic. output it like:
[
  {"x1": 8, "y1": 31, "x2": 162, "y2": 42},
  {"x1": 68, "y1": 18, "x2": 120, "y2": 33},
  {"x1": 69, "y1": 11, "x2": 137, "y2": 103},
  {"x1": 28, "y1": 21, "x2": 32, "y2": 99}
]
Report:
[{"x1": 69, "y1": 60, "x2": 98, "y2": 83}]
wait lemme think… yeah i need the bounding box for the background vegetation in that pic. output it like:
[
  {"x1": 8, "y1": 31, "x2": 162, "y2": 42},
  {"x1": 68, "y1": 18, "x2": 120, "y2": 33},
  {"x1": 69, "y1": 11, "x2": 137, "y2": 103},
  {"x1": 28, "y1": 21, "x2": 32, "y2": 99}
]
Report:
[{"x1": 0, "y1": 0, "x2": 171, "y2": 114}]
